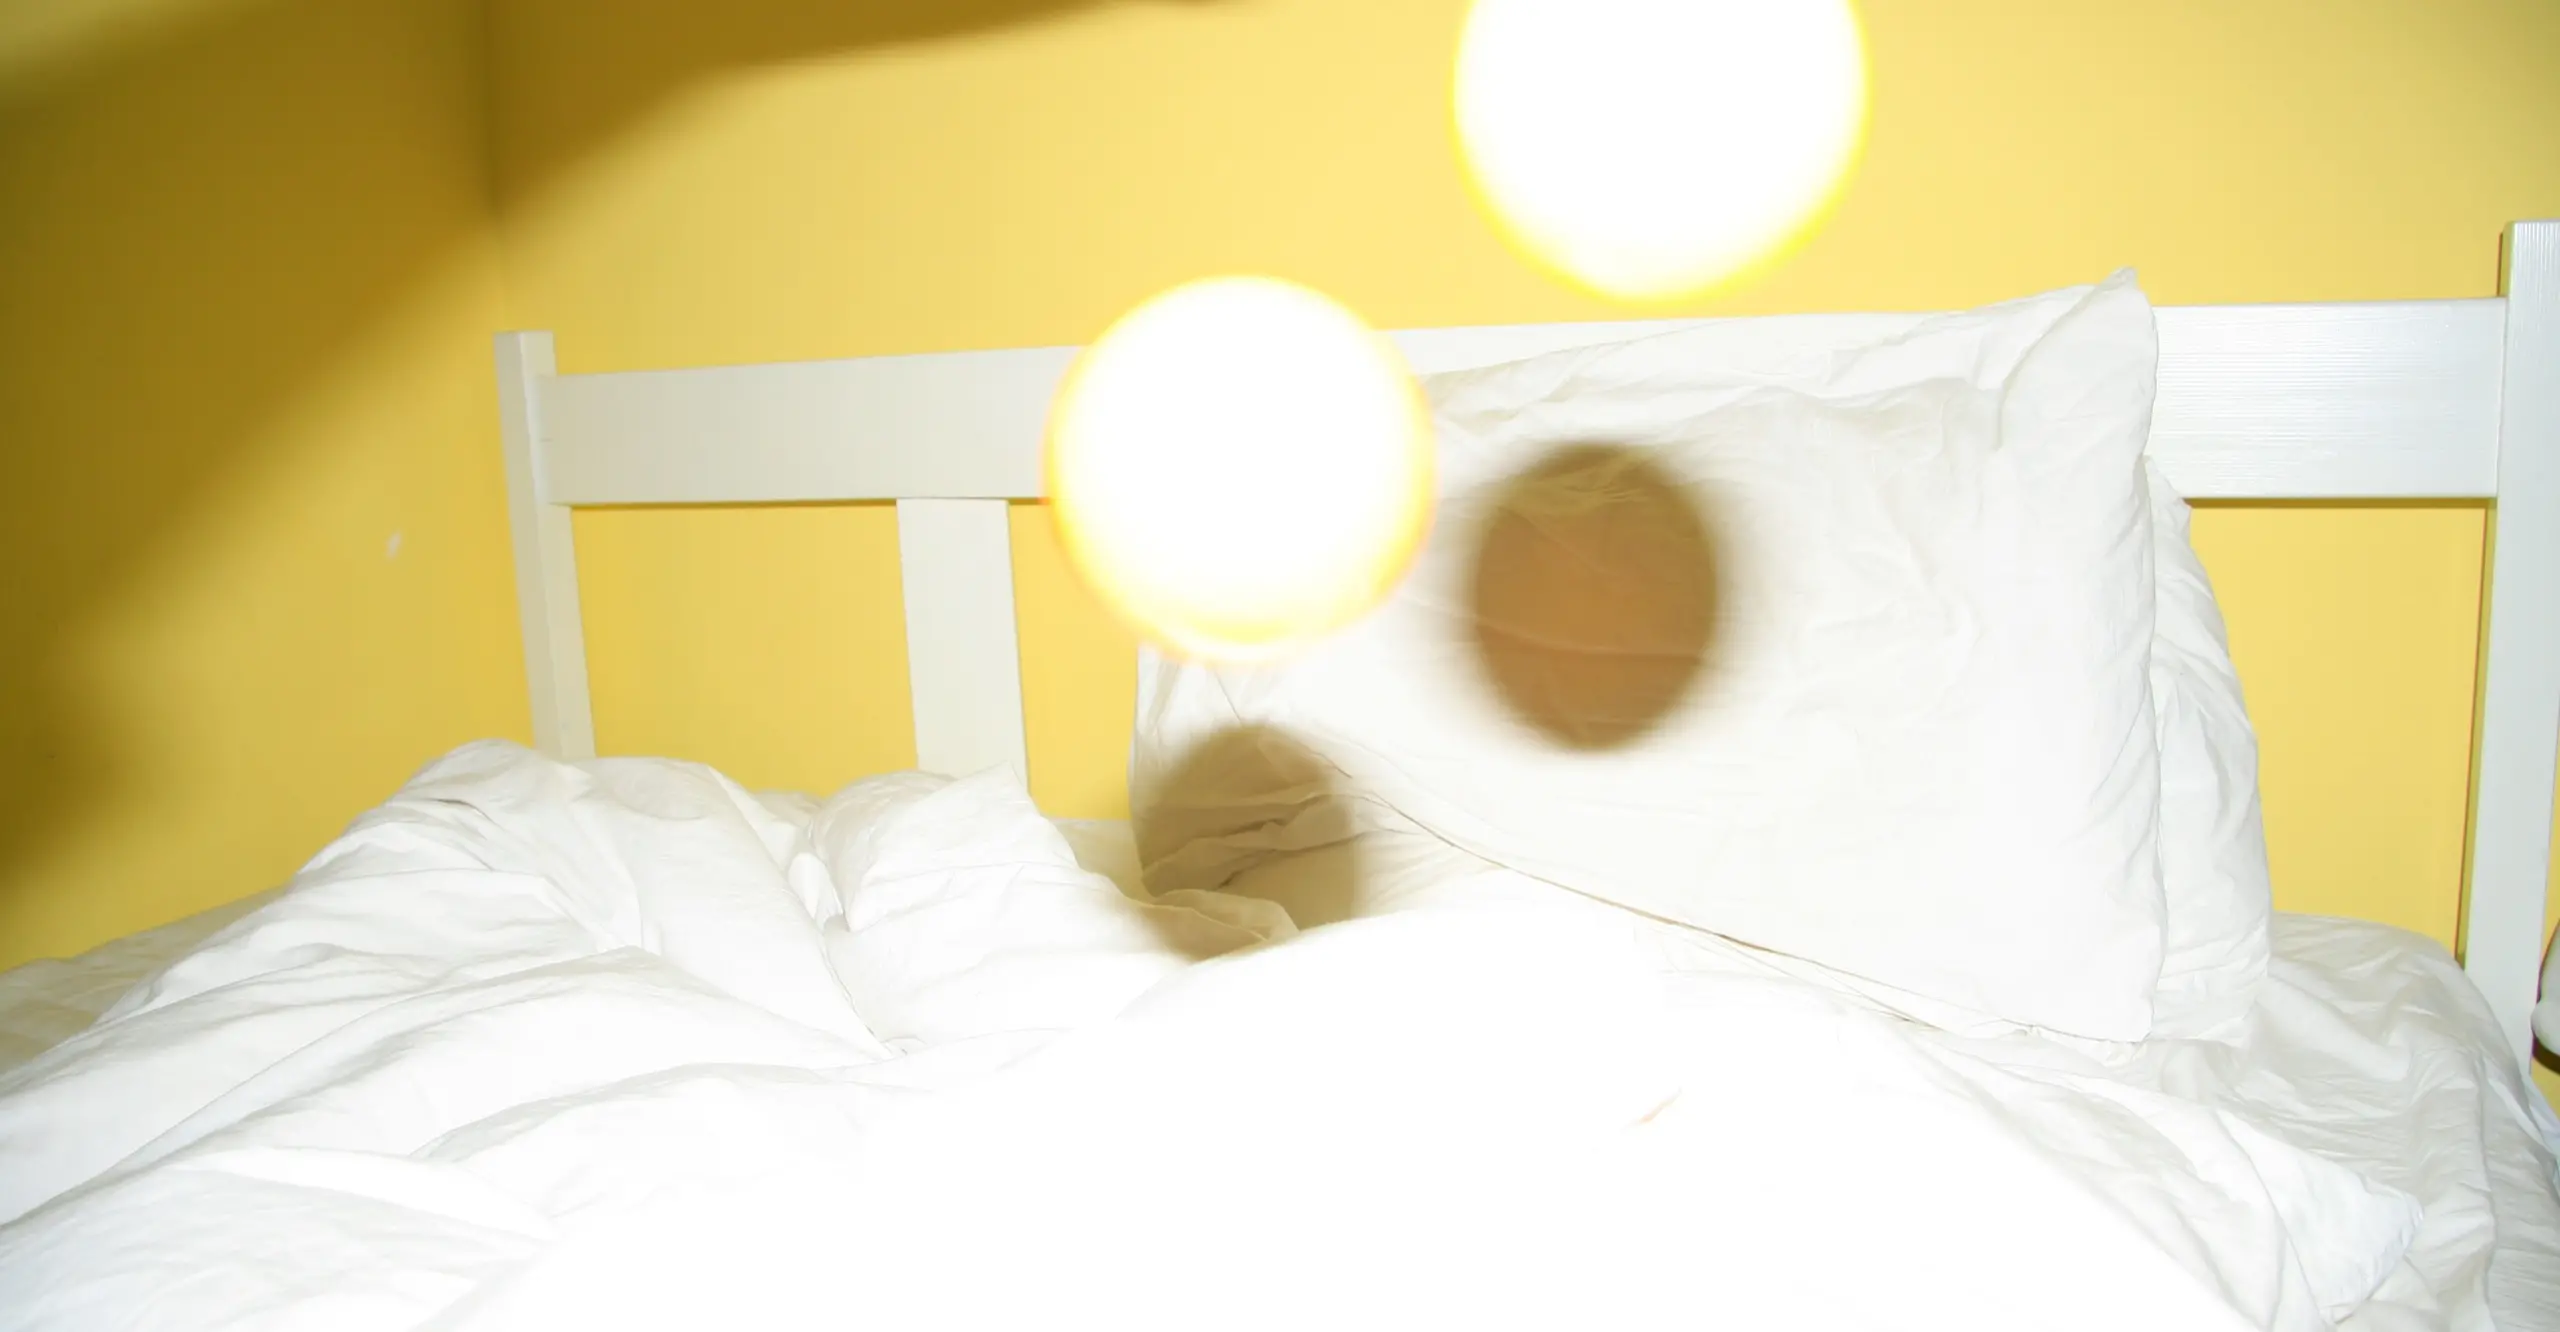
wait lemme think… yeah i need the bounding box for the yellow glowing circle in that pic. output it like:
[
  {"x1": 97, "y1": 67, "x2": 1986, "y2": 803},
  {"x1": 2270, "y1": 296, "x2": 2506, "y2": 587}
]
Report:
[
  {"x1": 1455, "y1": 0, "x2": 1869, "y2": 303},
  {"x1": 1046, "y1": 277, "x2": 1434, "y2": 662}
]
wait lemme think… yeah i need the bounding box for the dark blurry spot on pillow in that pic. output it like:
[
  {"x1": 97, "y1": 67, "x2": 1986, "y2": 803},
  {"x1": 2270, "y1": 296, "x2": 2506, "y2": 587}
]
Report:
[{"x1": 1467, "y1": 443, "x2": 1721, "y2": 750}]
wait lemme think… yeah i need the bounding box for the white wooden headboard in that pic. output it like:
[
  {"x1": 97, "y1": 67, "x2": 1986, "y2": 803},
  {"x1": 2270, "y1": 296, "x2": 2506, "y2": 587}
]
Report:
[{"x1": 495, "y1": 221, "x2": 2560, "y2": 1069}]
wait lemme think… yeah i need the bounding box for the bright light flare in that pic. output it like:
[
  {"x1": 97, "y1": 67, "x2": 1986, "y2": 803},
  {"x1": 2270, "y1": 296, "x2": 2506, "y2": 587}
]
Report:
[
  {"x1": 1045, "y1": 277, "x2": 1434, "y2": 662},
  {"x1": 1455, "y1": 0, "x2": 1869, "y2": 303}
]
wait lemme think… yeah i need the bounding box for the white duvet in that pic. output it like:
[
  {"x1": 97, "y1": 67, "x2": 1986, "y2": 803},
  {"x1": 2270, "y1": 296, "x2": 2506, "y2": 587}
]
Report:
[{"x1": 1, "y1": 743, "x2": 2555, "y2": 1330}]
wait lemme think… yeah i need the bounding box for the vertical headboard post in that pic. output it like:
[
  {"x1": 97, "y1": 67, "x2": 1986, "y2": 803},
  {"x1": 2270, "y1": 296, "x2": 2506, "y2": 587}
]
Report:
[
  {"x1": 2469, "y1": 221, "x2": 2560, "y2": 1070},
  {"x1": 495, "y1": 331, "x2": 599, "y2": 761},
  {"x1": 896, "y1": 498, "x2": 1031, "y2": 781}
]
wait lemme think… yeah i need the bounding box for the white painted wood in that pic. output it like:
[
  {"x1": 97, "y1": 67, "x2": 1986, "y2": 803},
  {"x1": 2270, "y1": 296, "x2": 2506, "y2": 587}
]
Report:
[
  {"x1": 494, "y1": 332, "x2": 597, "y2": 761},
  {"x1": 541, "y1": 348, "x2": 1076, "y2": 505},
  {"x1": 531, "y1": 301, "x2": 2507, "y2": 509},
  {"x1": 1394, "y1": 302, "x2": 2508, "y2": 498},
  {"x1": 896, "y1": 498, "x2": 1030, "y2": 781},
  {"x1": 2470, "y1": 221, "x2": 2560, "y2": 1070},
  {"x1": 2147, "y1": 302, "x2": 2503, "y2": 499}
]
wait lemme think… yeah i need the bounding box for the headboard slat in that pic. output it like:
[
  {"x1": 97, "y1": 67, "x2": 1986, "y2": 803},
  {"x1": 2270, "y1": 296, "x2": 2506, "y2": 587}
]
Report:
[
  {"x1": 495, "y1": 331, "x2": 597, "y2": 761},
  {"x1": 896, "y1": 498, "x2": 1031, "y2": 782},
  {"x1": 2467, "y1": 220, "x2": 2560, "y2": 1068},
  {"x1": 529, "y1": 301, "x2": 2508, "y2": 509}
]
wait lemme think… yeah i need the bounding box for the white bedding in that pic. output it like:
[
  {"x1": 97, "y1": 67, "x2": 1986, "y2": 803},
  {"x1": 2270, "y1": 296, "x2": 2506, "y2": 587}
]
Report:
[{"x1": 0, "y1": 742, "x2": 2555, "y2": 1330}]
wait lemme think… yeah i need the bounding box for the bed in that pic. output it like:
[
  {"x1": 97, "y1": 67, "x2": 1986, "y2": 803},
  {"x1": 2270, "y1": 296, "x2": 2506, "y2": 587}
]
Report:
[{"x1": 0, "y1": 226, "x2": 2556, "y2": 1330}]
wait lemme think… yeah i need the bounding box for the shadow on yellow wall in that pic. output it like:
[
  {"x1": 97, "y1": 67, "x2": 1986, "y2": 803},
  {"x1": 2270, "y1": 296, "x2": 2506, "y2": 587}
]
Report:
[
  {"x1": 0, "y1": 0, "x2": 517, "y2": 965},
  {"x1": 0, "y1": 0, "x2": 1193, "y2": 968},
  {"x1": 489, "y1": 0, "x2": 1225, "y2": 209}
]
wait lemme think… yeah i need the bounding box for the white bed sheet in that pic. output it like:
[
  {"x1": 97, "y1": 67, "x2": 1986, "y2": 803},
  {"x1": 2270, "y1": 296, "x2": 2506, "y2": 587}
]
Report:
[
  {"x1": 0, "y1": 745, "x2": 2553, "y2": 1330},
  {"x1": 1125, "y1": 817, "x2": 2560, "y2": 1329},
  {"x1": 1959, "y1": 914, "x2": 2560, "y2": 1330}
]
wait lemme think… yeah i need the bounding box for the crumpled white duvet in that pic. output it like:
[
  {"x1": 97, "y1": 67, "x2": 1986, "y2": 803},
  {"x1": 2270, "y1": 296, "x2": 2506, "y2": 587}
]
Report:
[{"x1": 0, "y1": 742, "x2": 2552, "y2": 1331}]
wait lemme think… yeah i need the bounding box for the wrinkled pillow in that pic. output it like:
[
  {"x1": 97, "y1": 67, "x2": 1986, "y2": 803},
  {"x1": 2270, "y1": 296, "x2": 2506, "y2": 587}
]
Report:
[
  {"x1": 2145, "y1": 462, "x2": 2273, "y2": 1039},
  {"x1": 1136, "y1": 276, "x2": 2166, "y2": 1039},
  {"x1": 1141, "y1": 459, "x2": 2271, "y2": 1044}
]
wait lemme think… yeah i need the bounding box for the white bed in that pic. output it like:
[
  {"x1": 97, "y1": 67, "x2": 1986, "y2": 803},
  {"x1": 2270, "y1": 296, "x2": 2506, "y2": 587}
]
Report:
[
  {"x1": 0, "y1": 227, "x2": 2555, "y2": 1330},
  {"x1": 1, "y1": 786, "x2": 2555, "y2": 1329},
  {"x1": 496, "y1": 223, "x2": 2560, "y2": 1079}
]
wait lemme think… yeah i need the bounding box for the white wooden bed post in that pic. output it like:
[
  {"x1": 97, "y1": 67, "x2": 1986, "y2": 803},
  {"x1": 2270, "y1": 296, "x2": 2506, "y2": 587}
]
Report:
[
  {"x1": 495, "y1": 331, "x2": 598, "y2": 762},
  {"x1": 895, "y1": 499, "x2": 1031, "y2": 781},
  {"x1": 2470, "y1": 220, "x2": 2560, "y2": 1070}
]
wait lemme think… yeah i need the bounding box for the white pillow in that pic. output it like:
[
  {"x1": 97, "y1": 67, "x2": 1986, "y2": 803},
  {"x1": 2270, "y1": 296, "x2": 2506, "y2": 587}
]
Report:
[
  {"x1": 1135, "y1": 276, "x2": 2166, "y2": 1039},
  {"x1": 2145, "y1": 462, "x2": 2273, "y2": 1039},
  {"x1": 1192, "y1": 465, "x2": 2273, "y2": 1043}
]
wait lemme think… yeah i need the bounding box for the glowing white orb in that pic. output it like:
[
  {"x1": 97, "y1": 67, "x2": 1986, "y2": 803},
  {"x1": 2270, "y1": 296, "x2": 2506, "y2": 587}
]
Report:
[
  {"x1": 1455, "y1": 0, "x2": 1869, "y2": 303},
  {"x1": 1046, "y1": 277, "x2": 1434, "y2": 662}
]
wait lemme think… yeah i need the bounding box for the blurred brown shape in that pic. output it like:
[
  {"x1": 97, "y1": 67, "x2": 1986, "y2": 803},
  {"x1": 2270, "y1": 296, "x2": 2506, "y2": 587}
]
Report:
[{"x1": 1467, "y1": 443, "x2": 1721, "y2": 750}]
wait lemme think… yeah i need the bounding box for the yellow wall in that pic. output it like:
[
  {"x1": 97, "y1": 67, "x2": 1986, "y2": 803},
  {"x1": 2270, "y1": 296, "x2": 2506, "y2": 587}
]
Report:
[
  {"x1": 0, "y1": 0, "x2": 527, "y2": 969},
  {"x1": 490, "y1": 0, "x2": 2560, "y2": 926},
  {"x1": 7, "y1": 0, "x2": 2559, "y2": 1063}
]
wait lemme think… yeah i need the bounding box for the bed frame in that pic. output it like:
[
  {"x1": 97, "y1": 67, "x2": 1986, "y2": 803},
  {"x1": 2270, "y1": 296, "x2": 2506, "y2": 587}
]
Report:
[{"x1": 494, "y1": 222, "x2": 2560, "y2": 1070}]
